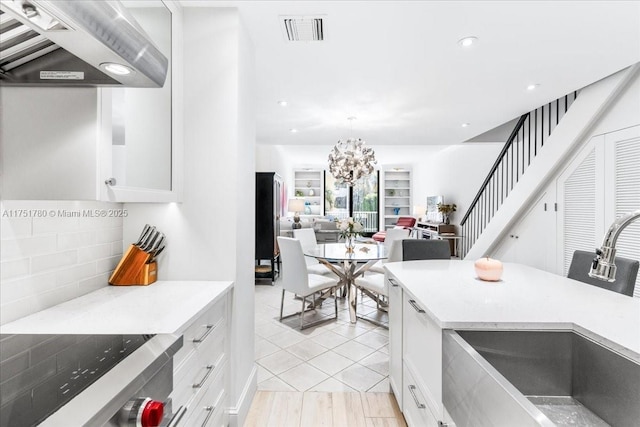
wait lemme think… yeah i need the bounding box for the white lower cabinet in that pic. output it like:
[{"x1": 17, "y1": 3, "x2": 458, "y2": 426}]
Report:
[
  {"x1": 388, "y1": 272, "x2": 448, "y2": 427},
  {"x1": 388, "y1": 274, "x2": 403, "y2": 407},
  {"x1": 170, "y1": 295, "x2": 229, "y2": 426}
]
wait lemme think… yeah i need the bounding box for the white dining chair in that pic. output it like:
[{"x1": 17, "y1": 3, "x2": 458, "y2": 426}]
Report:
[
  {"x1": 369, "y1": 227, "x2": 410, "y2": 274},
  {"x1": 293, "y1": 228, "x2": 333, "y2": 276},
  {"x1": 277, "y1": 237, "x2": 339, "y2": 329},
  {"x1": 356, "y1": 238, "x2": 403, "y2": 297}
]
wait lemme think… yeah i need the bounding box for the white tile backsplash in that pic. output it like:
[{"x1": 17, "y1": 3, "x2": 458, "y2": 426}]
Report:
[{"x1": 0, "y1": 200, "x2": 124, "y2": 325}]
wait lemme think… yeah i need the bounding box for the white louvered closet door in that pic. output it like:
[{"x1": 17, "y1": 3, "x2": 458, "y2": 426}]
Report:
[
  {"x1": 558, "y1": 143, "x2": 598, "y2": 276},
  {"x1": 610, "y1": 126, "x2": 640, "y2": 298}
]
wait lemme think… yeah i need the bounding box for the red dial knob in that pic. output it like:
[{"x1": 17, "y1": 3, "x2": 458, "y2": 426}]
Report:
[{"x1": 141, "y1": 400, "x2": 164, "y2": 427}]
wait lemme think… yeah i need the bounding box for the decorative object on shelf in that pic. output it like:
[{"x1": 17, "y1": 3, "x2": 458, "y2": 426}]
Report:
[
  {"x1": 474, "y1": 257, "x2": 503, "y2": 282},
  {"x1": 308, "y1": 188, "x2": 315, "y2": 196},
  {"x1": 437, "y1": 202, "x2": 457, "y2": 224},
  {"x1": 393, "y1": 207, "x2": 401, "y2": 215},
  {"x1": 337, "y1": 217, "x2": 363, "y2": 252},
  {"x1": 306, "y1": 181, "x2": 312, "y2": 187},
  {"x1": 388, "y1": 189, "x2": 395, "y2": 196},
  {"x1": 328, "y1": 117, "x2": 377, "y2": 186},
  {"x1": 295, "y1": 190, "x2": 303, "y2": 197},
  {"x1": 304, "y1": 201, "x2": 311, "y2": 214},
  {"x1": 288, "y1": 198, "x2": 305, "y2": 229}
]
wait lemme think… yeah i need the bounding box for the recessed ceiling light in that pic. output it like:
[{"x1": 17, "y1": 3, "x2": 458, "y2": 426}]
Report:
[
  {"x1": 527, "y1": 84, "x2": 540, "y2": 91},
  {"x1": 100, "y1": 62, "x2": 133, "y2": 76},
  {"x1": 289, "y1": 128, "x2": 298, "y2": 133},
  {"x1": 458, "y1": 36, "x2": 478, "y2": 47},
  {"x1": 278, "y1": 100, "x2": 288, "y2": 107},
  {"x1": 461, "y1": 123, "x2": 470, "y2": 128}
]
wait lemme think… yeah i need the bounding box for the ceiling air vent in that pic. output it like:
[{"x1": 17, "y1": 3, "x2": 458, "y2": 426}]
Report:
[{"x1": 281, "y1": 16, "x2": 325, "y2": 42}]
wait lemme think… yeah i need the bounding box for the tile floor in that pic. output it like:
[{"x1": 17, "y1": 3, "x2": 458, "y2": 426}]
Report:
[{"x1": 255, "y1": 277, "x2": 390, "y2": 393}]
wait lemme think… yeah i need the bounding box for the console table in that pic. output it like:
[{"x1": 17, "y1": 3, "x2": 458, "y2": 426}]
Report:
[{"x1": 415, "y1": 222, "x2": 459, "y2": 257}]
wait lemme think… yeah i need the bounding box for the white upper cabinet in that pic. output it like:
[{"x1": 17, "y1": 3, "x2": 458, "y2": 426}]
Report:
[{"x1": 0, "y1": 1, "x2": 182, "y2": 202}]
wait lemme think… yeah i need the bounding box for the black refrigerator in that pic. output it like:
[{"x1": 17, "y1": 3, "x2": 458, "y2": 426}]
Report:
[{"x1": 255, "y1": 172, "x2": 282, "y2": 282}]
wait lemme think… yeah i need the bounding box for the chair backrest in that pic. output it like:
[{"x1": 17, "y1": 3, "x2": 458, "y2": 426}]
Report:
[
  {"x1": 567, "y1": 250, "x2": 638, "y2": 297},
  {"x1": 384, "y1": 228, "x2": 410, "y2": 249},
  {"x1": 277, "y1": 237, "x2": 311, "y2": 295},
  {"x1": 402, "y1": 239, "x2": 450, "y2": 261},
  {"x1": 387, "y1": 238, "x2": 404, "y2": 263},
  {"x1": 395, "y1": 217, "x2": 417, "y2": 229},
  {"x1": 293, "y1": 228, "x2": 317, "y2": 249}
]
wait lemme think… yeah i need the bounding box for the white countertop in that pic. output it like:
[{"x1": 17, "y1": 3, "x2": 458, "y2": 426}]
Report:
[
  {"x1": 385, "y1": 260, "x2": 640, "y2": 362},
  {"x1": 0, "y1": 281, "x2": 233, "y2": 335}
]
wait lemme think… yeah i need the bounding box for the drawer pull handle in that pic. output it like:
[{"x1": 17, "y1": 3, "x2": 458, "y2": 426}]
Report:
[
  {"x1": 193, "y1": 324, "x2": 214, "y2": 343},
  {"x1": 408, "y1": 299, "x2": 425, "y2": 313},
  {"x1": 388, "y1": 278, "x2": 399, "y2": 287},
  {"x1": 200, "y1": 405, "x2": 215, "y2": 427},
  {"x1": 167, "y1": 405, "x2": 187, "y2": 427},
  {"x1": 192, "y1": 365, "x2": 214, "y2": 388},
  {"x1": 408, "y1": 384, "x2": 426, "y2": 409}
]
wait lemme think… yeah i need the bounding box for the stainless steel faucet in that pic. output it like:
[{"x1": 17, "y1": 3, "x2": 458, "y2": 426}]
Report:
[{"x1": 590, "y1": 209, "x2": 640, "y2": 281}]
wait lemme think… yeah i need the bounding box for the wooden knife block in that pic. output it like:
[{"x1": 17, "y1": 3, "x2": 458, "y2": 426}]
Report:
[{"x1": 109, "y1": 261, "x2": 158, "y2": 286}]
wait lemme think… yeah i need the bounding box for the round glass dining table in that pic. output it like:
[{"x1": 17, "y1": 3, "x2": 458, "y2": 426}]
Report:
[{"x1": 303, "y1": 243, "x2": 388, "y2": 323}]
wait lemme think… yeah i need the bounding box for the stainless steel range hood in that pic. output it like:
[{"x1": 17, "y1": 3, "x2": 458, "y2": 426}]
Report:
[{"x1": 0, "y1": 0, "x2": 168, "y2": 87}]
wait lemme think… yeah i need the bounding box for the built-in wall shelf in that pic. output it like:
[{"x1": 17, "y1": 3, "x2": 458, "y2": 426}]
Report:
[
  {"x1": 293, "y1": 169, "x2": 324, "y2": 215},
  {"x1": 382, "y1": 167, "x2": 412, "y2": 229}
]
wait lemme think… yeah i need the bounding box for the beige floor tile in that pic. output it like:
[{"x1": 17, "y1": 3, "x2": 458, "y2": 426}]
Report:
[
  {"x1": 354, "y1": 330, "x2": 389, "y2": 350},
  {"x1": 331, "y1": 323, "x2": 371, "y2": 339},
  {"x1": 310, "y1": 330, "x2": 350, "y2": 349},
  {"x1": 269, "y1": 329, "x2": 308, "y2": 348},
  {"x1": 285, "y1": 340, "x2": 328, "y2": 361},
  {"x1": 257, "y1": 364, "x2": 275, "y2": 383},
  {"x1": 333, "y1": 340, "x2": 377, "y2": 362},
  {"x1": 278, "y1": 363, "x2": 330, "y2": 391},
  {"x1": 257, "y1": 349, "x2": 303, "y2": 375},
  {"x1": 255, "y1": 338, "x2": 281, "y2": 359},
  {"x1": 334, "y1": 364, "x2": 384, "y2": 391},
  {"x1": 367, "y1": 377, "x2": 391, "y2": 393},
  {"x1": 258, "y1": 377, "x2": 296, "y2": 391},
  {"x1": 359, "y1": 351, "x2": 389, "y2": 376},
  {"x1": 309, "y1": 377, "x2": 357, "y2": 392},
  {"x1": 308, "y1": 350, "x2": 355, "y2": 376},
  {"x1": 255, "y1": 322, "x2": 289, "y2": 339}
]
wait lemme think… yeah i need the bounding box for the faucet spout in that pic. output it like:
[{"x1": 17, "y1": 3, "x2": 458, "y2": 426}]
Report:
[{"x1": 589, "y1": 209, "x2": 640, "y2": 282}]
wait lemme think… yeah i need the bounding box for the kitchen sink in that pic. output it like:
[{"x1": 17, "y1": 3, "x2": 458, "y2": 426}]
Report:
[{"x1": 442, "y1": 330, "x2": 640, "y2": 427}]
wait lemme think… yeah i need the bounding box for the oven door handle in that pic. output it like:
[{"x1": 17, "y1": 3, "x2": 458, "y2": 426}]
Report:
[{"x1": 167, "y1": 405, "x2": 187, "y2": 427}]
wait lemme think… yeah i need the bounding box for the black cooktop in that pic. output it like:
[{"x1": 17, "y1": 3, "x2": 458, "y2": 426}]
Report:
[{"x1": 0, "y1": 333, "x2": 152, "y2": 426}]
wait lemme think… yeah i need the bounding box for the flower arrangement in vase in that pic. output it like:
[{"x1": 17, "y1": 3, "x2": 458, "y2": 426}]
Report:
[
  {"x1": 336, "y1": 217, "x2": 364, "y2": 252},
  {"x1": 437, "y1": 203, "x2": 457, "y2": 224}
]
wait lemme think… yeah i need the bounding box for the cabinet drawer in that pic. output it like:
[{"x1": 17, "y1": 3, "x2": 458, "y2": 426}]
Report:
[
  {"x1": 172, "y1": 329, "x2": 226, "y2": 408},
  {"x1": 403, "y1": 294, "x2": 442, "y2": 417},
  {"x1": 403, "y1": 364, "x2": 439, "y2": 427},
  {"x1": 174, "y1": 301, "x2": 226, "y2": 367},
  {"x1": 183, "y1": 363, "x2": 227, "y2": 427}
]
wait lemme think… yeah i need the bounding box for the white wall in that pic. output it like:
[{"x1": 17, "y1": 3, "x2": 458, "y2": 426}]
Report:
[
  {"x1": 256, "y1": 143, "x2": 503, "y2": 224},
  {"x1": 487, "y1": 67, "x2": 640, "y2": 274},
  {"x1": 122, "y1": 8, "x2": 256, "y2": 426},
  {"x1": 0, "y1": 200, "x2": 123, "y2": 324}
]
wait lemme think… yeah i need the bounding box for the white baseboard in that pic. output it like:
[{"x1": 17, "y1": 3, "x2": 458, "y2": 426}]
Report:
[{"x1": 228, "y1": 364, "x2": 258, "y2": 427}]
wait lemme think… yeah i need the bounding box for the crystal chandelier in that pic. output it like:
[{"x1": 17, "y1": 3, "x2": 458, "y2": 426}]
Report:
[{"x1": 328, "y1": 118, "x2": 377, "y2": 186}]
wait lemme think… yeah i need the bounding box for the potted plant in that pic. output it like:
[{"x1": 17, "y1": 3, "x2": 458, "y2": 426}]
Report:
[
  {"x1": 336, "y1": 217, "x2": 364, "y2": 252},
  {"x1": 437, "y1": 203, "x2": 457, "y2": 224}
]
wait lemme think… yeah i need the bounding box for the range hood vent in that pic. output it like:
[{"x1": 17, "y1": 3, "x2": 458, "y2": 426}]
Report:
[
  {"x1": 0, "y1": 0, "x2": 168, "y2": 87},
  {"x1": 281, "y1": 15, "x2": 325, "y2": 42}
]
